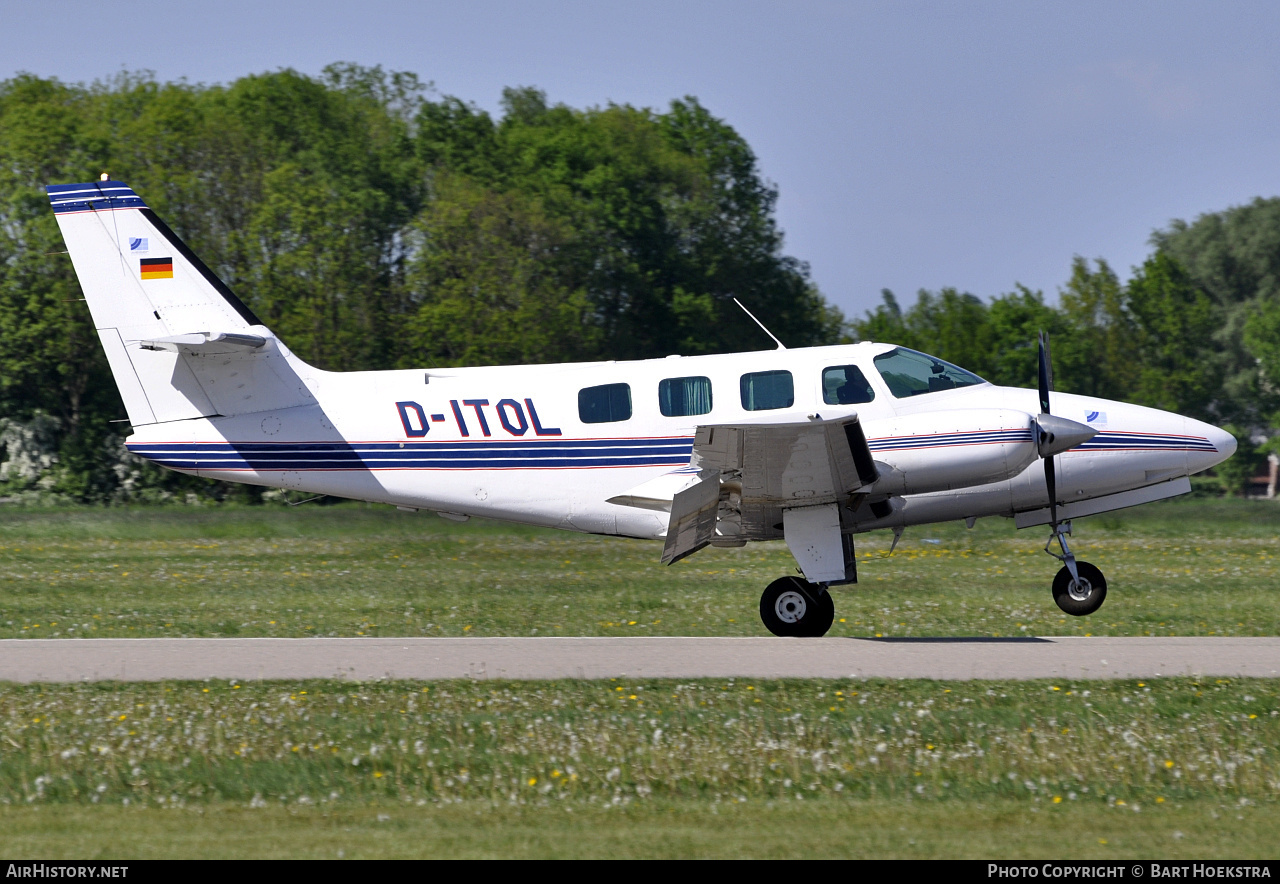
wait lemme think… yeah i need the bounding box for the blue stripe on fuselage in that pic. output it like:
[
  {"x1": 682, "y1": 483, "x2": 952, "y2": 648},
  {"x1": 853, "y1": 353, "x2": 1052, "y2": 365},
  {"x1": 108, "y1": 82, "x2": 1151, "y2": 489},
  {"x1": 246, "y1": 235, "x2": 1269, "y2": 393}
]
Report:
[
  {"x1": 126, "y1": 437, "x2": 696, "y2": 472},
  {"x1": 867, "y1": 428, "x2": 1033, "y2": 451},
  {"x1": 1075, "y1": 432, "x2": 1216, "y2": 452},
  {"x1": 126, "y1": 427, "x2": 1216, "y2": 474}
]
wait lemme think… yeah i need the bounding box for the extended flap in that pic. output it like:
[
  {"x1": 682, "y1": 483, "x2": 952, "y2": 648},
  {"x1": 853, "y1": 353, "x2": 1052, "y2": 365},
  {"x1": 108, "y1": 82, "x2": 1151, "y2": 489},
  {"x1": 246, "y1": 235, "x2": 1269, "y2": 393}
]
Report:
[
  {"x1": 660, "y1": 472, "x2": 721, "y2": 565},
  {"x1": 693, "y1": 415, "x2": 878, "y2": 506}
]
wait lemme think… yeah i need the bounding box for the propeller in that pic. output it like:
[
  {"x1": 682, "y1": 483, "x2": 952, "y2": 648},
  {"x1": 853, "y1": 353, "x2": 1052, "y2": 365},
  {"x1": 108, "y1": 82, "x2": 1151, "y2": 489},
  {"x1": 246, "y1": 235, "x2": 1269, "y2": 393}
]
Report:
[
  {"x1": 1038, "y1": 332, "x2": 1058, "y2": 525},
  {"x1": 1034, "y1": 331, "x2": 1099, "y2": 525},
  {"x1": 1034, "y1": 331, "x2": 1105, "y2": 591}
]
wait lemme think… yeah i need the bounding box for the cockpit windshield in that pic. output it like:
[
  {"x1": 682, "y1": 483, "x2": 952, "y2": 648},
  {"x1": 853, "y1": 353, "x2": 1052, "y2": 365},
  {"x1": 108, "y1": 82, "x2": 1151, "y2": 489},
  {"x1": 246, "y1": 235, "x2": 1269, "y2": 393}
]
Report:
[{"x1": 872, "y1": 347, "x2": 987, "y2": 398}]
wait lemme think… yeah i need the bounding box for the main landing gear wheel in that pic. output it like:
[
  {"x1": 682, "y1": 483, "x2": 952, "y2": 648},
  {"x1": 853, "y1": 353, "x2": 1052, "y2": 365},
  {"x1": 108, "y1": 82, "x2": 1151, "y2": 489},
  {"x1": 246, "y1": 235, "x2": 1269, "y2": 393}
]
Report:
[
  {"x1": 759, "y1": 576, "x2": 835, "y2": 637},
  {"x1": 1052, "y1": 561, "x2": 1107, "y2": 616}
]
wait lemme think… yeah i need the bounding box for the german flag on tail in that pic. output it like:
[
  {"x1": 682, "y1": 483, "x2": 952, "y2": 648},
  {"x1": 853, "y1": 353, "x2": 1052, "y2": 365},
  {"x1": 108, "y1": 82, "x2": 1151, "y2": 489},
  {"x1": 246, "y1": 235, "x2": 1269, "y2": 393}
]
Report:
[{"x1": 140, "y1": 257, "x2": 173, "y2": 280}]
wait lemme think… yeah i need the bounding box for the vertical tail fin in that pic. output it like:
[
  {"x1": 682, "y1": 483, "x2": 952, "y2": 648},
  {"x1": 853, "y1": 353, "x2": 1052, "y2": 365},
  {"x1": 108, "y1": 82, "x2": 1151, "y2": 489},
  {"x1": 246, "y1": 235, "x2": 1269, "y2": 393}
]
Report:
[{"x1": 47, "y1": 181, "x2": 315, "y2": 425}]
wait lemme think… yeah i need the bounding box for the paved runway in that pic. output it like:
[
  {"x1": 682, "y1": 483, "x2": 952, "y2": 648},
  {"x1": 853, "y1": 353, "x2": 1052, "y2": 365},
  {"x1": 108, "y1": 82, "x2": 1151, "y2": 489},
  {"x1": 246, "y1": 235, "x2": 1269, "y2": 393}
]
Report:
[{"x1": 0, "y1": 636, "x2": 1277, "y2": 682}]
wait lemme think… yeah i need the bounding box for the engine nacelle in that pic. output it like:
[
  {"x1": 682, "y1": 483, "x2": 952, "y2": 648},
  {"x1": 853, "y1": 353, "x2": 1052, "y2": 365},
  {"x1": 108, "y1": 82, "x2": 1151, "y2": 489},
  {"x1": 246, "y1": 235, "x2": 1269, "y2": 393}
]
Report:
[{"x1": 863, "y1": 408, "x2": 1039, "y2": 495}]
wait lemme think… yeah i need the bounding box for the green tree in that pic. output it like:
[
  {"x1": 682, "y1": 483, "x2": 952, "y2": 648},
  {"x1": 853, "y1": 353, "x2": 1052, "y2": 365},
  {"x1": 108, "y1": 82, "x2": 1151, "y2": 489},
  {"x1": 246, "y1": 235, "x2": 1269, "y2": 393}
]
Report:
[
  {"x1": 1151, "y1": 198, "x2": 1280, "y2": 425},
  {"x1": 848, "y1": 290, "x2": 910, "y2": 346},
  {"x1": 1124, "y1": 252, "x2": 1220, "y2": 419},
  {"x1": 0, "y1": 75, "x2": 122, "y2": 498},
  {"x1": 1243, "y1": 303, "x2": 1280, "y2": 415},
  {"x1": 983, "y1": 286, "x2": 1069, "y2": 389},
  {"x1": 848, "y1": 288, "x2": 991, "y2": 370},
  {"x1": 414, "y1": 90, "x2": 840, "y2": 359},
  {"x1": 1054, "y1": 257, "x2": 1131, "y2": 401},
  {"x1": 402, "y1": 173, "x2": 597, "y2": 366},
  {"x1": 849, "y1": 285, "x2": 1078, "y2": 391}
]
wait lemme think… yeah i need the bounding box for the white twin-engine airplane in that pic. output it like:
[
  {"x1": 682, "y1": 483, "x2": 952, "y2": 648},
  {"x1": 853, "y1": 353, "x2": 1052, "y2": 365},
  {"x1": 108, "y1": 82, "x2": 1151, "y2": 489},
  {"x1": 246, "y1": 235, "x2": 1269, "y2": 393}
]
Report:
[{"x1": 48, "y1": 179, "x2": 1236, "y2": 636}]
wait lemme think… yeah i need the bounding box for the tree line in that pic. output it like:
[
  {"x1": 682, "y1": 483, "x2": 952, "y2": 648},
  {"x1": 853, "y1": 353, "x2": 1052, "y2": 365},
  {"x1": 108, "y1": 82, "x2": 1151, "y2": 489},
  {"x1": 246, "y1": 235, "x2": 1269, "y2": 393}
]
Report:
[{"x1": 0, "y1": 65, "x2": 1275, "y2": 501}]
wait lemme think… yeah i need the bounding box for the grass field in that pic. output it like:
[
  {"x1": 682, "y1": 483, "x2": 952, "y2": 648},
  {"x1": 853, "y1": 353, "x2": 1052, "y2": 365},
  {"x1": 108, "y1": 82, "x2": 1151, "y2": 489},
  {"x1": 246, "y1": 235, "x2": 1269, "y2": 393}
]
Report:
[
  {"x1": 3, "y1": 801, "x2": 1278, "y2": 859},
  {"x1": 2, "y1": 497, "x2": 1280, "y2": 640},
  {"x1": 1, "y1": 498, "x2": 1279, "y2": 858},
  {"x1": 0, "y1": 677, "x2": 1276, "y2": 858}
]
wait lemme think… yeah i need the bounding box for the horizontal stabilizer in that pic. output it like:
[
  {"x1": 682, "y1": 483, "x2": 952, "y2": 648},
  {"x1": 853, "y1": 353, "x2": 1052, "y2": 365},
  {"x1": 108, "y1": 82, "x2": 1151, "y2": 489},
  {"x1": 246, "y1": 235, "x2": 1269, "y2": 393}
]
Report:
[
  {"x1": 607, "y1": 469, "x2": 703, "y2": 512},
  {"x1": 138, "y1": 331, "x2": 267, "y2": 353}
]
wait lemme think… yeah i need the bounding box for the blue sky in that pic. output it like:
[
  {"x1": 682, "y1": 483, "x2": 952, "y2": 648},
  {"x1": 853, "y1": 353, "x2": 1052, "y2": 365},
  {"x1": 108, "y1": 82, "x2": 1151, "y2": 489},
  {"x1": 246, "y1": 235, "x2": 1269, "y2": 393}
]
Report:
[{"x1": 8, "y1": 1, "x2": 1280, "y2": 318}]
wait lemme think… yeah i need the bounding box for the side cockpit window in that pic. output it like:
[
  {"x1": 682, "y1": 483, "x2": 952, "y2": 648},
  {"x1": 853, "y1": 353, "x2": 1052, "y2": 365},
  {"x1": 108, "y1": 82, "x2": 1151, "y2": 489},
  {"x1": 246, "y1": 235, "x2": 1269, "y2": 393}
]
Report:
[
  {"x1": 579, "y1": 383, "x2": 632, "y2": 423},
  {"x1": 659, "y1": 376, "x2": 712, "y2": 417},
  {"x1": 822, "y1": 365, "x2": 875, "y2": 405},
  {"x1": 740, "y1": 370, "x2": 794, "y2": 411},
  {"x1": 872, "y1": 347, "x2": 986, "y2": 398}
]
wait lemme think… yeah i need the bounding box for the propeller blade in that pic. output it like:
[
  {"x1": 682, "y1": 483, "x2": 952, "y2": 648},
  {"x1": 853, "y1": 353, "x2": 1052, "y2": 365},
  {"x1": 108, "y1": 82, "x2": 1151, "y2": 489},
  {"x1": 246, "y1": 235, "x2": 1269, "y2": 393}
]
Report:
[
  {"x1": 1037, "y1": 330, "x2": 1062, "y2": 525},
  {"x1": 1044, "y1": 455, "x2": 1058, "y2": 526},
  {"x1": 1037, "y1": 331, "x2": 1052, "y2": 415}
]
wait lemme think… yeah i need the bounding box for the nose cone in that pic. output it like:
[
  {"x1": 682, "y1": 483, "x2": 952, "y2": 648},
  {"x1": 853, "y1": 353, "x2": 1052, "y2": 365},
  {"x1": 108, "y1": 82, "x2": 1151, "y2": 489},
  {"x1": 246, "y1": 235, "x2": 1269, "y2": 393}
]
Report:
[
  {"x1": 1211, "y1": 424, "x2": 1238, "y2": 461},
  {"x1": 1036, "y1": 414, "x2": 1099, "y2": 457},
  {"x1": 1187, "y1": 419, "x2": 1237, "y2": 473}
]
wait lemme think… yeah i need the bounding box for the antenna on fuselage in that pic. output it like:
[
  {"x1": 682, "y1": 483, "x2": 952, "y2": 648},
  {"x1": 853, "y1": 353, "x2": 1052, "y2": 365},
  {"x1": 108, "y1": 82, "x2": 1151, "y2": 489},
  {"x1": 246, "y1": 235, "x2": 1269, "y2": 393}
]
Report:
[{"x1": 732, "y1": 297, "x2": 786, "y2": 350}]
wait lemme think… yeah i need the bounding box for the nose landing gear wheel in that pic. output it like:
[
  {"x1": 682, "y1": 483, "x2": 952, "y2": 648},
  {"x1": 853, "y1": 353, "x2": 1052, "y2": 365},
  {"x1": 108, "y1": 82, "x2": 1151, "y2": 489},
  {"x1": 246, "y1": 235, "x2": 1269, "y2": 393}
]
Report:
[
  {"x1": 759, "y1": 576, "x2": 836, "y2": 637},
  {"x1": 1051, "y1": 561, "x2": 1107, "y2": 616}
]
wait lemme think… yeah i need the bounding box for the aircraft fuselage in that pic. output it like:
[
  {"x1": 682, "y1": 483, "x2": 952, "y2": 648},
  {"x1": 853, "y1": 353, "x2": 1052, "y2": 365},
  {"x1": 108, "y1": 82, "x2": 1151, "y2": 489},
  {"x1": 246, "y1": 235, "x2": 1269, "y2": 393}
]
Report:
[{"x1": 124, "y1": 340, "x2": 1233, "y2": 540}]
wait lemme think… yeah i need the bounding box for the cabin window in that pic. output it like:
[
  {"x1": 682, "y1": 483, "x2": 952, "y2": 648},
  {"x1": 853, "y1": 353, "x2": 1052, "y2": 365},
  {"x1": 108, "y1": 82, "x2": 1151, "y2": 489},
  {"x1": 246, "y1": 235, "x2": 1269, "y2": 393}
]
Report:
[
  {"x1": 822, "y1": 365, "x2": 876, "y2": 405},
  {"x1": 578, "y1": 383, "x2": 632, "y2": 423},
  {"x1": 872, "y1": 347, "x2": 986, "y2": 398},
  {"x1": 740, "y1": 370, "x2": 794, "y2": 411},
  {"x1": 659, "y1": 376, "x2": 713, "y2": 417}
]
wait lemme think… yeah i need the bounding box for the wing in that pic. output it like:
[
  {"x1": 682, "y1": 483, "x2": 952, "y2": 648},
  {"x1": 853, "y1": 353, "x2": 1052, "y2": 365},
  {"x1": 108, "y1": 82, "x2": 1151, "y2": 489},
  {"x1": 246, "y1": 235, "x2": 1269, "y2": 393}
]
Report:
[{"x1": 659, "y1": 415, "x2": 880, "y2": 576}]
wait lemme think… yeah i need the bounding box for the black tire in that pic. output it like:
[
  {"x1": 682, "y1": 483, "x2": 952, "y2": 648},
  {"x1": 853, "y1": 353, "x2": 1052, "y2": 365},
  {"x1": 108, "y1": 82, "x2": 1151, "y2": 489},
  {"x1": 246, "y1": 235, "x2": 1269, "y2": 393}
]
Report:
[
  {"x1": 803, "y1": 587, "x2": 836, "y2": 637},
  {"x1": 1052, "y1": 561, "x2": 1107, "y2": 616},
  {"x1": 759, "y1": 576, "x2": 835, "y2": 637}
]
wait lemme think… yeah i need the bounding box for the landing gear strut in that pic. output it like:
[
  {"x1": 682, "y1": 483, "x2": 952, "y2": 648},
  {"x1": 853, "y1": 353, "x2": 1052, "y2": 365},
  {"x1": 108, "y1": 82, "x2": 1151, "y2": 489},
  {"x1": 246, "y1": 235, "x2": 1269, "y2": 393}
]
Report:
[
  {"x1": 1045, "y1": 521, "x2": 1107, "y2": 616},
  {"x1": 759, "y1": 576, "x2": 835, "y2": 637}
]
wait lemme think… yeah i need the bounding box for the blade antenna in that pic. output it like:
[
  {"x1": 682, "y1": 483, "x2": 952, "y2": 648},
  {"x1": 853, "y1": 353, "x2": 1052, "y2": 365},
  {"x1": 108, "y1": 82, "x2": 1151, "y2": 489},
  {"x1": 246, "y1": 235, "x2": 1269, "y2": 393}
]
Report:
[{"x1": 733, "y1": 297, "x2": 786, "y2": 350}]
